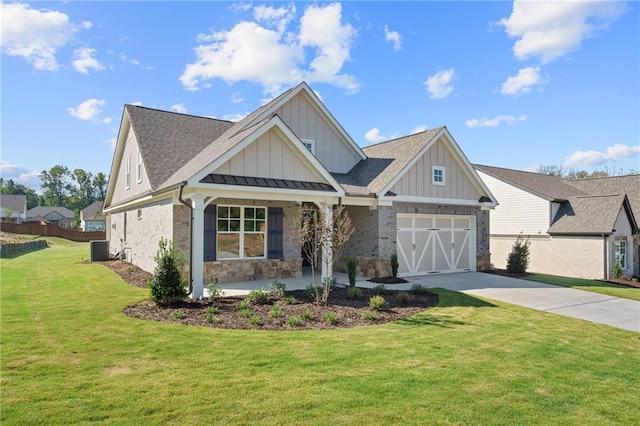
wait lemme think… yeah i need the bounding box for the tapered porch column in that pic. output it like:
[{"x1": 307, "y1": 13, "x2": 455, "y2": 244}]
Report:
[
  {"x1": 191, "y1": 195, "x2": 205, "y2": 299},
  {"x1": 321, "y1": 203, "x2": 333, "y2": 282}
]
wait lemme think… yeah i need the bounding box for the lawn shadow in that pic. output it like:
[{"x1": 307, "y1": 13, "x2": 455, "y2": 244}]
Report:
[{"x1": 395, "y1": 289, "x2": 496, "y2": 328}]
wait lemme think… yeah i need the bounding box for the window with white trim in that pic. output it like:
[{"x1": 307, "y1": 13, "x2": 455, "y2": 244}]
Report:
[
  {"x1": 301, "y1": 139, "x2": 315, "y2": 154},
  {"x1": 432, "y1": 166, "x2": 445, "y2": 185},
  {"x1": 615, "y1": 239, "x2": 627, "y2": 269},
  {"x1": 136, "y1": 149, "x2": 143, "y2": 183},
  {"x1": 125, "y1": 156, "x2": 131, "y2": 189},
  {"x1": 217, "y1": 206, "x2": 266, "y2": 259}
]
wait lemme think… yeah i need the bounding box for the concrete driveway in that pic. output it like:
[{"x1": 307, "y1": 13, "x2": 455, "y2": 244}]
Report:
[
  {"x1": 403, "y1": 272, "x2": 640, "y2": 333},
  {"x1": 219, "y1": 271, "x2": 640, "y2": 332}
]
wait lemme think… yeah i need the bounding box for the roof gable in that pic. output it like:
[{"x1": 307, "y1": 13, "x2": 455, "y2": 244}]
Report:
[
  {"x1": 566, "y1": 174, "x2": 640, "y2": 217},
  {"x1": 549, "y1": 194, "x2": 637, "y2": 235},
  {"x1": 0, "y1": 194, "x2": 26, "y2": 211},
  {"x1": 26, "y1": 206, "x2": 74, "y2": 218},
  {"x1": 81, "y1": 201, "x2": 105, "y2": 220}
]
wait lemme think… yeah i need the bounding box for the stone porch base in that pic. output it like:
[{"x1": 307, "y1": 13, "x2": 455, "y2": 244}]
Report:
[{"x1": 204, "y1": 258, "x2": 302, "y2": 284}]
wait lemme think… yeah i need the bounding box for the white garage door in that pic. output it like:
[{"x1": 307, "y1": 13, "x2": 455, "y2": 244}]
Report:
[{"x1": 396, "y1": 214, "x2": 476, "y2": 276}]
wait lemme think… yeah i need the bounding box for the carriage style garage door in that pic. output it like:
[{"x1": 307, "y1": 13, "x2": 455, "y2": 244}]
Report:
[{"x1": 396, "y1": 214, "x2": 476, "y2": 276}]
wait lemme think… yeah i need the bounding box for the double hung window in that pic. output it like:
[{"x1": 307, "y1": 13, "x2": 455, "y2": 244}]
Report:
[{"x1": 217, "y1": 206, "x2": 266, "y2": 259}]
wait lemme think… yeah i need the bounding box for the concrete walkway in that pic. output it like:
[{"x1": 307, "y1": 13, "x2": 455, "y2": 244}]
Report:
[{"x1": 218, "y1": 271, "x2": 640, "y2": 332}]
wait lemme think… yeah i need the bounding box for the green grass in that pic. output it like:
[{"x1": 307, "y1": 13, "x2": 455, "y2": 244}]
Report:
[
  {"x1": 526, "y1": 273, "x2": 640, "y2": 301},
  {"x1": 2, "y1": 242, "x2": 639, "y2": 425}
]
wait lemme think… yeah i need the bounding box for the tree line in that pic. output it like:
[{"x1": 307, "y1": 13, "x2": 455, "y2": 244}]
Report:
[
  {"x1": 536, "y1": 165, "x2": 637, "y2": 179},
  {"x1": 1, "y1": 165, "x2": 107, "y2": 213}
]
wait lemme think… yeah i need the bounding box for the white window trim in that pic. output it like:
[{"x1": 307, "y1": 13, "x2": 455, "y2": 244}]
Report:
[
  {"x1": 301, "y1": 138, "x2": 316, "y2": 155},
  {"x1": 432, "y1": 165, "x2": 445, "y2": 186},
  {"x1": 217, "y1": 205, "x2": 267, "y2": 260},
  {"x1": 615, "y1": 239, "x2": 627, "y2": 269},
  {"x1": 136, "y1": 149, "x2": 142, "y2": 184},
  {"x1": 125, "y1": 156, "x2": 131, "y2": 190}
]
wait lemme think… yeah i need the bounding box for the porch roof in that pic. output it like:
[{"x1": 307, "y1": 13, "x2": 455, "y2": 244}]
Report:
[{"x1": 199, "y1": 173, "x2": 337, "y2": 192}]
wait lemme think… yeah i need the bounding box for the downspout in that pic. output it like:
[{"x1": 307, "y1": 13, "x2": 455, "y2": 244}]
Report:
[
  {"x1": 177, "y1": 182, "x2": 193, "y2": 295},
  {"x1": 603, "y1": 234, "x2": 608, "y2": 279}
]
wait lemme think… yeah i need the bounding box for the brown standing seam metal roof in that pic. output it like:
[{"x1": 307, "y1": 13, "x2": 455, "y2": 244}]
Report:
[
  {"x1": 474, "y1": 164, "x2": 588, "y2": 201},
  {"x1": 332, "y1": 128, "x2": 443, "y2": 196},
  {"x1": 200, "y1": 174, "x2": 337, "y2": 192}
]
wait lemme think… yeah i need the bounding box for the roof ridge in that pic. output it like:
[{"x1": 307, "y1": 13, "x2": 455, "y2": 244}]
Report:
[
  {"x1": 568, "y1": 174, "x2": 640, "y2": 182},
  {"x1": 474, "y1": 163, "x2": 552, "y2": 177},
  {"x1": 125, "y1": 104, "x2": 234, "y2": 124},
  {"x1": 363, "y1": 127, "x2": 443, "y2": 149}
]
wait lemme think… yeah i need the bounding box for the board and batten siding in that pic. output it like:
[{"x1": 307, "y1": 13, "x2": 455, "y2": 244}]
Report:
[
  {"x1": 391, "y1": 138, "x2": 481, "y2": 201},
  {"x1": 477, "y1": 170, "x2": 550, "y2": 235},
  {"x1": 274, "y1": 91, "x2": 360, "y2": 173},
  {"x1": 110, "y1": 125, "x2": 152, "y2": 206},
  {"x1": 213, "y1": 129, "x2": 323, "y2": 183}
]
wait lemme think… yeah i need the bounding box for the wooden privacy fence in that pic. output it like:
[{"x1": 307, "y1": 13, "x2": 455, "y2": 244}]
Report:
[{"x1": 0, "y1": 222, "x2": 106, "y2": 242}]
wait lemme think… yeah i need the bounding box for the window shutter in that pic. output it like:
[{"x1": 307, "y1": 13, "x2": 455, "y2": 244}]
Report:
[
  {"x1": 267, "y1": 207, "x2": 283, "y2": 259},
  {"x1": 204, "y1": 205, "x2": 216, "y2": 261}
]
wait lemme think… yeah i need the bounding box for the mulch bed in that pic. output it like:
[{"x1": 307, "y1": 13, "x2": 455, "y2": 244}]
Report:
[
  {"x1": 483, "y1": 268, "x2": 531, "y2": 279},
  {"x1": 99, "y1": 260, "x2": 439, "y2": 330},
  {"x1": 598, "y1": 278, "x2": 640, "y2": 289},
  {"x1": 368, "y1": 276, "x2": 409, "y2": 284},
  {"x1": 485, "y1": 268, "x2": 640, "y2": 289}
]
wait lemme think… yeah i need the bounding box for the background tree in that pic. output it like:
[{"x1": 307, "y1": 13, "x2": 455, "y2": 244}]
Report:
[
  {"x1": 71, "y1": 168, "x2": 95, "y2": 210},
  {"x1": 537, "y1": 165, "x2": 637, "y2": 179},
  {"x1": 40, "y1": 165, "x2": 73, "y2": 207},
  {"x1": 92, "y1": 172, "x2": 108, "y2": 201}
]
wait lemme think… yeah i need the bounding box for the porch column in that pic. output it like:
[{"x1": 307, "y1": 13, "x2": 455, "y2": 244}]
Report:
[
  {"x1": 321, "y1": 203, "x2": 333, "y2": 282},
  {"x1": 191, "y1": 195, "x2": 205, "y2": 299}
]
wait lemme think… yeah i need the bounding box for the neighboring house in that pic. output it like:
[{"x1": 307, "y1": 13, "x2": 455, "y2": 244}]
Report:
[
  {"x1": 104, "y1": 82, "x2": 496, "y2": 298},
  {"x1": 475, "y1": 165, "x2": 639, "y2": 279},
  {"x1": 0, "y1": 194, "x2": 27, "y2": 223},
  {"x1": 80, "y1": 201, "x2": 106, "y2": 231},
  {"x1": 26, "y1": 206, "x2": 75, "y2": 228}
]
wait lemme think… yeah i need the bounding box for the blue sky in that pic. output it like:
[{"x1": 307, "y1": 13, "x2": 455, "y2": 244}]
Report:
[{"x1": 2, "y1": 1, "x2": 639, "y2": 191}]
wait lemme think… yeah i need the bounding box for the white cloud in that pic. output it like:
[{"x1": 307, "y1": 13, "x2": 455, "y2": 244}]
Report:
[
  {"x1": 411, "y1": 125, "x2": 428, "y2": 134},
  {"x1": 119, "y1": 52, "x2": 153, "y2": 70},
  {"x1": 501, "y1": 66, "x2": 545, "y2": 96},
  {"x1": 0, "y1": 161, "x2": 41, "y2": 189},
  {"x1": 129, "y1": 101, "x2": 143, "y2": 106},
  {"x1": 170, "y1": 103, "x2": 188, "y2": 114},
  {"x1": 180, "y1": 3, "x2": 359, "y2": 95},
  {"x1": 499, "y1": 0, "x2": 625, "y2": 63},
  {"x1": 81, "y1": 21, "x2": 93, "y2": 30},
  {"x1": 231, "y1": 93, "x2": 245, "y2": 104},
  {"x1": 562, "y1": 144, "x2": 640, "y2": 168},
  {"x1": 72, "y1": 47, "x2": 104, "y2": 74},
  {"x1": 384, "y1": 25, "x2": 402, "y2": 51},
  {"x1": 365, "y1": 128, "x2": 386, "y2": 143},
  {"x1": 68, "y1": 98, "x2": 110, "y2": 122},
  {"x1": 220, "y1": 112, "x2": 249, "y2": 122},
  {"x1": 108, "y1": 137, "x2": 117, "y2": 149},
  {"x1": 425, "y1": 69, "x2": 455, "y2": 99},
  {"x1": 465, "y1": 114, "x2": 528, "y2": 128},
  {"x1": 0, "y1": 3, "x2": 86, "y2": 71}
]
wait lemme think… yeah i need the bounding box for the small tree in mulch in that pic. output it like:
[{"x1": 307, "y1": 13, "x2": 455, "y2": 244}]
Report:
[
  {"x1": 390, "y1": 252, "x2": 399, "y2": 278},
  {"x1": 506, "y1": 234, "x2": 531, "y2": 275},
  {"x1": 346, "y1": 257, "x2": 357, "y2": 288},
  {"x1": 296, "y1": 204, "x2": 354, "y2": 306},
  {"x1": 148, "y1": 238, "x2": 188, "y2": 305}
]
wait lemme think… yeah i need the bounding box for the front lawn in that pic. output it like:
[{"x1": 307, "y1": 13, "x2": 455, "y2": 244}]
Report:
[
  {"x1": 2, "y1": 240, "x2": 639, "y2": 424},
  {"x1": 526, "y1": 273, "x2": 640, "y2": 301}
]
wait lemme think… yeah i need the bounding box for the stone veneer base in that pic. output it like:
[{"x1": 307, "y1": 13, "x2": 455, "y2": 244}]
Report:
[{"x1": 204, "y1": 258, "x2": 302, "y2": 284}]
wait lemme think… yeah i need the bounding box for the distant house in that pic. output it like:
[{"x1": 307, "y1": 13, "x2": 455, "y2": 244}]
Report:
[
  {"x1": 475, "y1": 165, "x2": 639, "y2": 279},
  {"x1": 26, "y1": 206, "x2": 75, "y2": 228},
  {"x1": 80, "y1": 201, "x2": 105, "y2": 231},
  {"x1": 0, "y1": 194, "x2": 27, "y2": 223}
]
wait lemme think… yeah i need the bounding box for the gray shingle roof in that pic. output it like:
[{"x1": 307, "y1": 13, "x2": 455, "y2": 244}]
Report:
[
  {"x1": 26, "y1": 206, "x2": 75, "y2": 219},
  {"x1": 567, "y1": 175, "x2": 640, "y2": 217},
  {"x1": 333, "y1": 128, "x2": 443, "y2": 196},
  {"x1": 548, "y1": 194, "x2": 628, "y2": 235},
  {"x1": 0, "y1": 194, "x2": 26, "y2": 212},
  {"x1": 126, "y1": 105, "x2": 234, "y2": 189},
  {"x1": 474, "y1": 164, "x2": 588, "y2": 201},
  {"x1": 81, "y1": 201, "x2": 105, "y2": 220}
]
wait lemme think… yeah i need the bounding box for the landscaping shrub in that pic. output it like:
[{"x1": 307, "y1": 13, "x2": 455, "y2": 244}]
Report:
[
  {"x1": 270, "y1": 303, "x2": 282, "y2": 319},
  {"x1": 395, "y1": 291, "x2": 411, "y2": 307},
  {"x1": 347, "y1": 286, "x2": 363, "y2": 300},
  {"x1": 390, "y1": 252, "x2": 399, "y2": 277},
  {"x1": 205, "y1": 306, "x2": 219, "y2": 323},
  {"x1": 410, "y1": 284, "x2": 429, "y2": 295},
  {"x1": 369, "y1": 295, "x2": 387, "y2": 311},
  {"x1": 300, "y1": 308, "x2": 312, "y2": 321},
  {"x1": 171, "y1": 310, "x2": 185, "y2": 319},
  {"x1": 283, "y1": 296, "x2": 296, "y2": 305},
  {"x1": 346, "y1": 257, "x2": 357, "y2": 287},
  {"x1": 325, "y1": 311, "x2": 339, "y2": 325},
  {"x1": 506, "y1": 234, "x2": 531, "y2": 275},
  {"x1": 246, "y1": 289, "x2": 270, "y2": 305},
  {"x1": 206, "y1": 277, "x2": 223, "y2": 304},
  {"x1": 363, "y1": 311, "x2": 377, "y2": 321},
  {"x1": 249, "y1": 315, "x2": 262, "y2": 326},
  {"x1": 269, "y1": 281, "x2": 286, "y2": 298},
  {"x1": 612, "y1": 262, "x2": 623, "y2": 279},
  {"x1": 148, "y1": 238, "x2": 188, "y2": 305},
  {"x1": 287, "y1": 316, "x2": 302, "y2": 327},
  {"x1": 373, "y1": 284, "x2": 387, "y2": 295}
]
